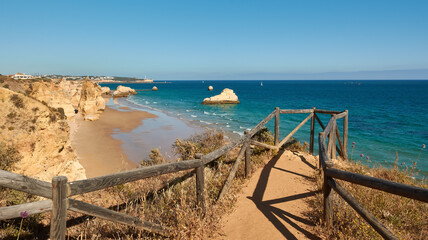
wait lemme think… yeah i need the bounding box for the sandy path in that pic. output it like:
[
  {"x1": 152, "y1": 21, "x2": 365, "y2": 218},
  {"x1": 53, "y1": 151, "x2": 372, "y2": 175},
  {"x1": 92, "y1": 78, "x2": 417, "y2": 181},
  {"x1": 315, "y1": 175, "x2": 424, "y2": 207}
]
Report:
[{"x1": 221, "y1": 150, "x2": 322, "y2": 240}]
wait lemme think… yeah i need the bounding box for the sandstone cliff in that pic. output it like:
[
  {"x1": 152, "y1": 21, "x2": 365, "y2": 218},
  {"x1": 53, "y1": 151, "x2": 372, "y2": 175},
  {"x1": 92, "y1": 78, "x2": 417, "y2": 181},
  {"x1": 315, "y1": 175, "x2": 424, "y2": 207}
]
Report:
[
  {"x1": 202, "y1": 88, "x2": 240, "y2": 104},
  {"x1": 0, "y1": 88, "x2": 86, "y2": 181},
  {"x1": 29, "y1": 81, "x2": 76, "y2": 118},
  {"x1": 78, "y1": 80, "x2": 106, "y2": 121}
]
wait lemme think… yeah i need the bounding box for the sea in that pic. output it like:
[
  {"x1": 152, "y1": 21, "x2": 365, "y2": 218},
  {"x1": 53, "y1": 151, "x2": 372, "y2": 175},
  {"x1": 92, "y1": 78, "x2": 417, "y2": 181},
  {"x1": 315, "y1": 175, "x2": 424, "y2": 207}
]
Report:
[{"x1": 101, "y1": 80, "x2": 428, "y2": 177}]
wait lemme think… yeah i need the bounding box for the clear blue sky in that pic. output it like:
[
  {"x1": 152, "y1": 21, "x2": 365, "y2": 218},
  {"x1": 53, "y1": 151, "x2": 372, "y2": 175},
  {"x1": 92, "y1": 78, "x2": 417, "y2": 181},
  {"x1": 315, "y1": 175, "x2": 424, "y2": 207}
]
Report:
[{"x1": 1, "y1": 0, "x2": 428, "y2": 80}]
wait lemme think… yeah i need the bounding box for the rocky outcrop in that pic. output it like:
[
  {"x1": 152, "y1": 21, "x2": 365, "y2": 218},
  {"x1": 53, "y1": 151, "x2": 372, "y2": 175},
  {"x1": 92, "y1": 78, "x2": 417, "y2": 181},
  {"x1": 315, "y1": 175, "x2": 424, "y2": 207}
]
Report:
[
  {"x1": 29, "y1": 81, "x2": 76, "y2": 118},
  {"x1": 152, "y1": 86, "x2": 158, "y2": 91},
  {"x1": 208, "y1": 86, "x2": 213, "y2": 91},
  {"x1": 202, "y1": 88, "x2": 240, "y2": 104},
  {"x1": 113, "y1": 85, "x2": 137, "y2": 98},
  {"x1": 0, "y1": 88, "x2": 86, "y2": 181},
  {"x1": 78, "y1": 80, "x2": 105, "y2": 121},
  {"x1": 101, "y1": 86, "x2": 111, "y2": 95}
]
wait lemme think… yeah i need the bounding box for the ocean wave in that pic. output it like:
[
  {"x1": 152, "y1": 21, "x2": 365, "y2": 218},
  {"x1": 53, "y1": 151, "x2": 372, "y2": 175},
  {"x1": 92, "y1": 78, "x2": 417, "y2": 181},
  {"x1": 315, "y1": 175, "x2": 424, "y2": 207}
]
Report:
[
  {"x1": 233, "y1": 131, "x2": 244, "y2": 136},
  {"x1": 145, "y1": 101, "x2": 150, "y2": 104},
  {"x1": 153, "y1": 102, "x2": 157, "y2": 104},
  {"x1": 200, "y1": 120, "x2": 212, "y2": 125},
  {"x1": 239, "y1": 126, "x2": 247, "y2": 129},
  {"x1": 212, "y1": 113, "x2": 217, "y2": 115},
  {"x1": 204, "y1": 111, "x2": 210, "y2": 115},
  {"x1": 226, "y1": 125, "x2": 230, "y2": 128},
  {"x1": 191, "y1": 115, "x2": 197, "y2": 118},
  {"x1": 186, "y1": 110, "x2": 191, "y2": 112}
]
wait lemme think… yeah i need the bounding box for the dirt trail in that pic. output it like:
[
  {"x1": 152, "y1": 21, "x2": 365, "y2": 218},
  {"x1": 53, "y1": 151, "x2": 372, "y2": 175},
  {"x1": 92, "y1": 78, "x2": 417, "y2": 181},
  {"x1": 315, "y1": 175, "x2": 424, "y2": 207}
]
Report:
[{"x1": 220, "y1": 150, "x2": 322, "y2": 240}]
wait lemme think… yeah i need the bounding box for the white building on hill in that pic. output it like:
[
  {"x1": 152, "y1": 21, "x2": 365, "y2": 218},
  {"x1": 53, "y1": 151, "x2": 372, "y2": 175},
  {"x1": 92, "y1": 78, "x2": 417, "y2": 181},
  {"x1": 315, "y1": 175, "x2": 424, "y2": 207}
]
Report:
[{"x1": 13, "y1": 72, "x2": 34, "y2": 80}]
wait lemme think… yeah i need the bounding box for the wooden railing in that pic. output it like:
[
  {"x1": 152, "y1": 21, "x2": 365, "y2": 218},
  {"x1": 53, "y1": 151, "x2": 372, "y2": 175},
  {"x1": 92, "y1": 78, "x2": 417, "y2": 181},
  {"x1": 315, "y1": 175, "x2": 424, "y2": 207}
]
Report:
[
  {"x1": 6, "y1": 107, "x2": 413, "y2": 239},
  {"x1": 318, "y1": 114, "x2": 428, "y2": 240}
]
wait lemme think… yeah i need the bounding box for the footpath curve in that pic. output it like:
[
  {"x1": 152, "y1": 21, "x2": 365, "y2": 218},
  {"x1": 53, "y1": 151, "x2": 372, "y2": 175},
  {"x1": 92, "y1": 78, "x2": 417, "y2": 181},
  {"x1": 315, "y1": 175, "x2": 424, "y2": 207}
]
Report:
[{"x1": 220, "y1": 149, "x2": 322, "y2": 240}]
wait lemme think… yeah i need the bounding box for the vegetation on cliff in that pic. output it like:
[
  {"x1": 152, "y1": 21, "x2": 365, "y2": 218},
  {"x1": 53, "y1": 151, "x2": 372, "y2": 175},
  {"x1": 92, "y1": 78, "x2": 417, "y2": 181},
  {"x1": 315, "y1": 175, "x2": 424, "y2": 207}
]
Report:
[{"x1": 308, "y1": 159, "x2": 427, "y2": 239}]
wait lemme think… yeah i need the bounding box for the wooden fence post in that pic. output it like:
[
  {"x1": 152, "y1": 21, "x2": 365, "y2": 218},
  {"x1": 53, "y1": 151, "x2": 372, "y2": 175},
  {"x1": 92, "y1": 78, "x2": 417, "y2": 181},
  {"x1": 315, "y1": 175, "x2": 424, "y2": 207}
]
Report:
[
  {"x1": 274, "y1": 107, "x2": 279, "y2": 146},
  {"x1": 310, "y1": 107, "x2": 316, "y2": 154},
  {"x1": 331, "y1": 119, "x2": 337, "y2": 160},
  {"x1": 51, "y1": 176, "x2": 68, "y2": 240},
  {"x1": 323, "y1": 157, "x2": 334, "y2": 227},
  {"x1": 343, "y1": 110, "x2": 348, "y2": 160},
  {"x1": 195, "y1": 153, "x2": 206, "y2": 215},
  {"x1": 244, "y1": 131, "x2": 252, "y2": 178}
]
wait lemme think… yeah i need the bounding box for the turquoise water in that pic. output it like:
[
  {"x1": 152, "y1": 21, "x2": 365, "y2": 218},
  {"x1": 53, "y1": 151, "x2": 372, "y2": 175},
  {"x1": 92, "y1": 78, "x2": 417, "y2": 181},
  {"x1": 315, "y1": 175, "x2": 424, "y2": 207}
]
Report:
[{"x1": 101, "y1": 80, "x2": 428, "y2": 177}]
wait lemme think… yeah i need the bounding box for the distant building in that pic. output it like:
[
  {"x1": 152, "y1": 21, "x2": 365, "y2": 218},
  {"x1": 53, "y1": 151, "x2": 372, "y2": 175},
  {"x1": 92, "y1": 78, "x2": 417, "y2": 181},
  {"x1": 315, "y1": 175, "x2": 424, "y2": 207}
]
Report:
[{"x1": 13, "y1": 72, "x2": 34, "y2": 80}]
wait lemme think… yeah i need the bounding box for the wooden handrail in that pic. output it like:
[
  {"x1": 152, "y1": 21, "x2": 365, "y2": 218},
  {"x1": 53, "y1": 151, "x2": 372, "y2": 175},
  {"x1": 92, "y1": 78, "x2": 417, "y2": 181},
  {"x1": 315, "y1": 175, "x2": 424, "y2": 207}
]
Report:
[
  {"x1": 325, "y1": 168, "x2": 428, "y2": 203},
  {"x1": 327, "y1": 178, "x2": 398, "y2": 240},
  {"x1": 69, "y1": 159, "x2": 202, "y2": 196},
  {"x1": 0, "y1": 200, "x2": 52, "y2": 220},
  {"x1": 0, "y1": 170, "x2": 52, "y2": 198},
  {"x1": 279, "y1": 109, "x2": 314, "y2": 114},
  {"x1": 277, "y1": 113, "x2": 313, "y2": 148},
  {"x1": 68, "y1": 199, "x2": 170, "y2": 236},
  {"x1": 314, "y1": 109, "x2": 343, "y2": 114}
]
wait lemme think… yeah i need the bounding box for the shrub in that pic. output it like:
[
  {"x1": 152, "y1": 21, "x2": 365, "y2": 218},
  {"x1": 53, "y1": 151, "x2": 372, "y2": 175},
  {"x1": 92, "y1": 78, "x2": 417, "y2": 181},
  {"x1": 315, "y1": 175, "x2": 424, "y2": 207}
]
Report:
[
  {"x1": 282, "y1": 138, "x2": 308, "y2": 152},
  {"x1": 173, "y1": 130, "x2": 225, "y2": 160},
  {"x1": 0, "y1": 143, "x2": 21, "y2": 171},
  {"x1": 10, "y1": 94, "x2": 24, "y2": 108},
  {"x1": 3, "y1": 84, "x2": 9, "y2": 89},
  {"x1": 309, "y1": 161, "x2": 428, "y2": 239},
  {"x1": 7, "y1": 112, "x2": 17, "y2": 119},
  {"x1": 140, "y1": 148, "x2": 166, "y2": 166}
]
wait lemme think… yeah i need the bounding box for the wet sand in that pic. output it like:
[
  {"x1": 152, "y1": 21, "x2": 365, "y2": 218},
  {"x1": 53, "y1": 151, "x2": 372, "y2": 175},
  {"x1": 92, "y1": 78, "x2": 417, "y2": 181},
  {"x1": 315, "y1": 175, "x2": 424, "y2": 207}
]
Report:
[{"x1": 71, "y1": 107, "x2": 157, "y2": 178}]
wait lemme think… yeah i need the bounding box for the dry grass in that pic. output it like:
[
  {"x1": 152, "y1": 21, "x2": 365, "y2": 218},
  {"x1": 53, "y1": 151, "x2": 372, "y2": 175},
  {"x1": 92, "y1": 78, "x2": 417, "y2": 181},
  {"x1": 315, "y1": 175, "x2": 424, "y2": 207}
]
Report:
[
  {"x1": 0, "y1": 129, "x2": 276, "y2": 239},
  {"x1": 307, "y1": 160, "x2": 428, "y2": 239}
]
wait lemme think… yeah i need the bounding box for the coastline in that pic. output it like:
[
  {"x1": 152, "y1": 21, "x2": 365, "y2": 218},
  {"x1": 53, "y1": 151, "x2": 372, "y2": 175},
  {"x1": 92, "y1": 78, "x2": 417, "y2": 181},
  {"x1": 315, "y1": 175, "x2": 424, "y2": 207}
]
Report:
[
  {"x1": 71, "y1": 98, "x2": 204, "y2": 178},
  {"x1": 71, "y1": 106, "x2": 157, "y2": 178}
]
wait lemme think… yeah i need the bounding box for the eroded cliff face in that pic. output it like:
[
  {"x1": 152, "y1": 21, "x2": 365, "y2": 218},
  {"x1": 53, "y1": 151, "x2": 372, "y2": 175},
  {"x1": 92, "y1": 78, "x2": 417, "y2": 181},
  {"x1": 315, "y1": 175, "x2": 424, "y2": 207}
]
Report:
[
  {"x1": 78, "y1": 80, "x2": 105, "y2": 121},
  {"x1": 0, "y1": 88, "x2": 86, "y2": 181},
  {"x1": 29, "y1": 81, "x2": 76, "y2": 118}
]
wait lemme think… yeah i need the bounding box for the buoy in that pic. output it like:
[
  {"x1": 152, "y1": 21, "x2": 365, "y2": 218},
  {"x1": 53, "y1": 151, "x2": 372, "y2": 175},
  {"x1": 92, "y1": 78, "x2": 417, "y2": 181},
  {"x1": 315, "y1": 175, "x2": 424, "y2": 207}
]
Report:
[
  {"x1": 208, "y1": 86, "x2": 213, "y2": 91},
  {"x1": 152, "y1": 86, "x2": 158, "y2": 91}
]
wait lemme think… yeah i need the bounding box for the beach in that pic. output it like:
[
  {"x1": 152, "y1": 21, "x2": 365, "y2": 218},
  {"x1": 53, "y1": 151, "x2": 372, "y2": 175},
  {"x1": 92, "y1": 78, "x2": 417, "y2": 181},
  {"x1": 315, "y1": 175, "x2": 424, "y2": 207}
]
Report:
[{"x1": 71, "y1": 99, "x2": 202, "y2": 178}]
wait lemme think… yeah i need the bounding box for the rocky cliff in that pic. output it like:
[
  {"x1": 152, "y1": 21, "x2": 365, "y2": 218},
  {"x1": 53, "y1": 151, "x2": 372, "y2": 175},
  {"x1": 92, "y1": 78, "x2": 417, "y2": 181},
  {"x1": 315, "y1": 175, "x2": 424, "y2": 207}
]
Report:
[
  {"x1": 78, "y1": 80, "x2": 106, "y2": 121},
  {"x1": 0, "y1": 88, "x2": 86, "y2": 181}
]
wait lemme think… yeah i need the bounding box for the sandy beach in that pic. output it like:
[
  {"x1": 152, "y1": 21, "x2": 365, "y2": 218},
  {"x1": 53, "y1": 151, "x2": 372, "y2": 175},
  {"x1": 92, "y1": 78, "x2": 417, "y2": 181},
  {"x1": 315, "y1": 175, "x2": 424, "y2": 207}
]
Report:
[{"x1": 71, "y1": 106, "x2": 157, "y2": 178}]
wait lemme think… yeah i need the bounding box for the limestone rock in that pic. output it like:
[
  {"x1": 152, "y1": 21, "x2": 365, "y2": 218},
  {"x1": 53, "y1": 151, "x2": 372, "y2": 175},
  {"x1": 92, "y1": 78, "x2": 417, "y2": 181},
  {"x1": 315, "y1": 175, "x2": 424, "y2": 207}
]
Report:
[
  {"x1": 208, "y1": 86, "x2": 213, "y2": 91},
  {"x1": 78, "y1": 80, "x2": 105, "y2": 121},
  {"x1": 152, "y1": 86, "x2": 158, "y2": 91},
  {"x1": 29, "y1": 81, "x2": 76, "y2": 118},
  {"x1": 101, "y1": 86, "x2": 111, "y2": 95},
  {"x1": 113, "y1": 85, "x2": 137, "y2": 98},
  {"x1": 202, "y1": 88, "x2": 240, "y2": 104},
  {"x1": 0, "y1": 88, "x2": 86, "y2": 181}
]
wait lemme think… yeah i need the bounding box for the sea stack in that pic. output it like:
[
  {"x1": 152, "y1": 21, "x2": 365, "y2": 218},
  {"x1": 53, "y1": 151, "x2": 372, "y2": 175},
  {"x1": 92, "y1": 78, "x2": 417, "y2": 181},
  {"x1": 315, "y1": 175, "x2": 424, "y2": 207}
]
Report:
[
  {"x1": 208, "y1": 86, "x2": 213, "y2": 91},
  {"x1": 202, "y1": 88, "x2": 240, "y2": 104},
  {"x1": 112, "y1": 85, "x2": 137, "y2": 98},
  {"x1": 152, "y1": 86, "x2": 158, "y2": 91}
]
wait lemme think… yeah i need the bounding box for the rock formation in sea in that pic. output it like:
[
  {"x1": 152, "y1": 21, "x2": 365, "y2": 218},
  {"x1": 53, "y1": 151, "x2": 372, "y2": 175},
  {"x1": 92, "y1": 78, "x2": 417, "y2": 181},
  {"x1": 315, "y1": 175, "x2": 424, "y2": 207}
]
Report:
[
  {"x1": 101, "y1": 86, "x2": 111, "y2": 96},
  {"x1": 152, "y1": 86, "x2": 158, "y2": 91},
  {"x1": 113, "y1": 85, "x2": 137, "y2": 98},
  {"x1": 0, "y1": 87, "x2": 86, "y2": 181},
  {"x1": 202, "y1": 88, "x2": 240, "y2": 104},
  {"x1": 208, "y1": 86, "x2": 213, "y2": 91},
  {"x1": 78, "y1": 79, "x2": 106, "y2": 121}
]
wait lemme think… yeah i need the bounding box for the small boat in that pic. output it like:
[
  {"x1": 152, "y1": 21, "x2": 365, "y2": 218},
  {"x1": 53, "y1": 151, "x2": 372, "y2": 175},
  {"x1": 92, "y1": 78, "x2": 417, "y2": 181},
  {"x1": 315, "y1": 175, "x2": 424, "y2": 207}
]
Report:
[{"x1": 261, "y1": 82, "x2": 263, "y2": 86}]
